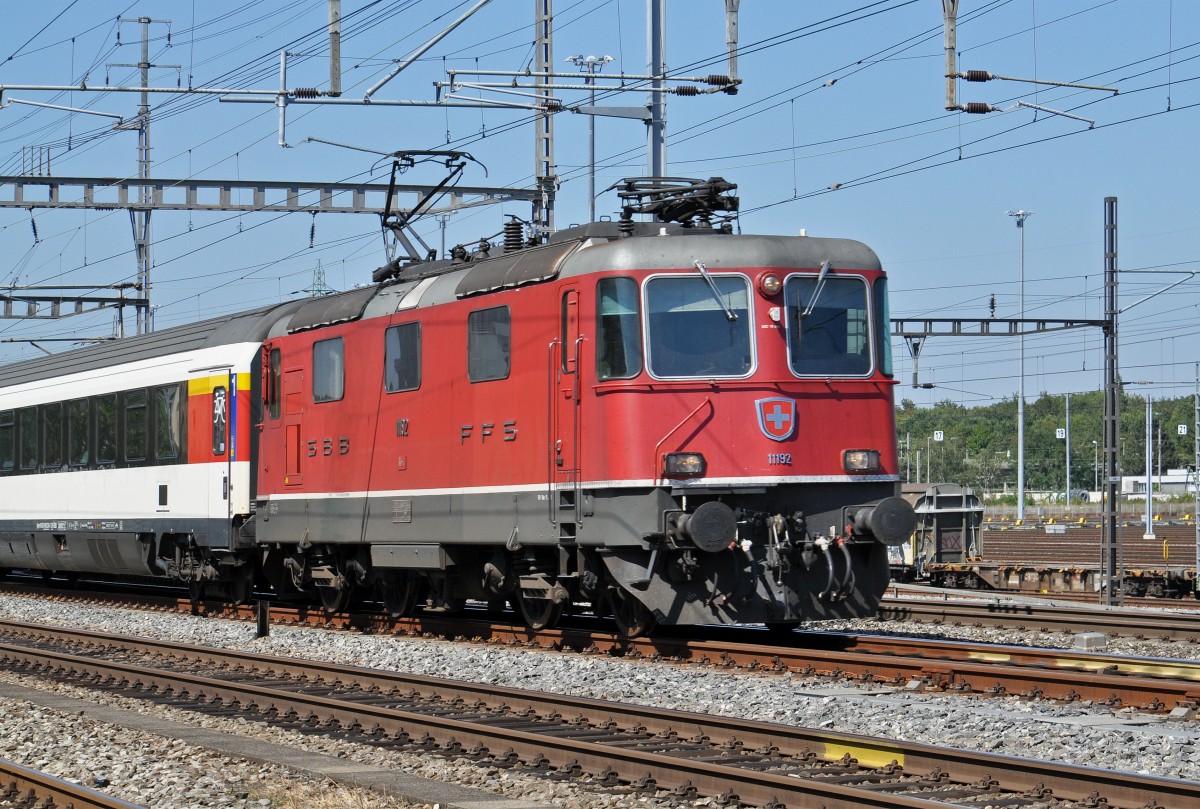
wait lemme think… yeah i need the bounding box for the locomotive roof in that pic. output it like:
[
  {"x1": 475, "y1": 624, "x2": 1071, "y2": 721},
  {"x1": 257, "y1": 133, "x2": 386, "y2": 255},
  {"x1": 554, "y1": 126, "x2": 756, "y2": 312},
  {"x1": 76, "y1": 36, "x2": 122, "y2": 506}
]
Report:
[
  {"x1": 0, "y1": 227, "x2": 884, "y2": 387},
  {"x1": 0, "y1": 300, "x2": 304, "y2": 389},
  {"x1": 560, "y1": 229, "x2": 882, "y2": 276}
]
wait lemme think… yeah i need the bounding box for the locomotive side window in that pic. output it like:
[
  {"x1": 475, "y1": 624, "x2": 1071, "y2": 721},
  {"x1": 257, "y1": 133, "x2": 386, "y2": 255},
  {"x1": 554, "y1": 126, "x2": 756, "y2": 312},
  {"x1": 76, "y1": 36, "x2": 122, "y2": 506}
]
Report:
[
  {"x1": 67, "y1": 399, "x2": 90, "y2": 466},
  {"x1": 312, "y1": 337, "x2": 345, "y2": 403},
  {"x1": 42, "y1": 403, "x2": 63, "y2": 470},
  {"x1": 645, "y1": 275, "x2": 752, "y2": 378},
  {"x1": 596, "y1": 277, "x2": 642, "y2": 380},
  {"x1": 125, "y1": 390, "x2": 149, "y2": 462},
  {"x1": 384, "y1": 323, "x2": 421, "y2": 392},
  {"x1": 873, "y1": 278, "x2": 894, "y2": 377},
  {"x1": 156, "y1": 384, "x2": 184, "y2": 461},
  {"x1": 784, "y1": 275, "x2": 872, "y2": 377},
  {"x1": 267, "y1": 348, "x2": 282, "y2": 419},
  {"x1": 467, "y1": 306, "x2": 511, "y2": 382},
  {"x1": 0, "y1": 410, "x2": 13, "y2": 472},
  {"x1": 18, "y1": 407, "x2": 38, "y2": 470},
  {"x1": 95, "y1": 394, "x2": 118, "y2": 465}
]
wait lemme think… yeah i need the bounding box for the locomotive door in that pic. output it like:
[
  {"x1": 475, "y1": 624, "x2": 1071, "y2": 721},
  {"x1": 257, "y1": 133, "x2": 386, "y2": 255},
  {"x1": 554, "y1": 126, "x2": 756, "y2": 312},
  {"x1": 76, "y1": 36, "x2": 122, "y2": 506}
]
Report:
[
  {"x1": 281, "y1": 368, "x2": 305, "y2": 486},
  {"x1": 549, "y1": 286, "x2": 583, "y2": 537}
]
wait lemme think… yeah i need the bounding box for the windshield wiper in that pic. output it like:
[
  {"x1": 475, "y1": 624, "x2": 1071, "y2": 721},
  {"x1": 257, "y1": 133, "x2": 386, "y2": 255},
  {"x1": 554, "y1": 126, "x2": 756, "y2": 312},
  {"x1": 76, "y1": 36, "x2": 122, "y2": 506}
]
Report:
[
  {"x1": 801, "y1": 260, "x2": 832, "y2": 318},
  {"x1": 693, "y1": 260, "x2": 738, "y2": 321}
]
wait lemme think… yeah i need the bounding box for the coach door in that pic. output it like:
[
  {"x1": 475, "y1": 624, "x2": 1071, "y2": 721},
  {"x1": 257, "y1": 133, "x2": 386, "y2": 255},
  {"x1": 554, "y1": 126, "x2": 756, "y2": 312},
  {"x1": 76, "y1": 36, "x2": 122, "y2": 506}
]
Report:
[{"x1": 549, "y1": 286, "x2": 582, "y2": 539}]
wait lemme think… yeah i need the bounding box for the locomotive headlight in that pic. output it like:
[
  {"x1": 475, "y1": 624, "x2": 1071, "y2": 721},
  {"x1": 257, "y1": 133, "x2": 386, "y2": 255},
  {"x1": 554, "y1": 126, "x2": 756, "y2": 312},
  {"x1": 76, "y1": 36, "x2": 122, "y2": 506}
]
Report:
[
  {"x1": 843, "y1": 449, "x2": 881, "y2": 472},
  {"x1": 758, "y1": 273, "x2": 782, "y2": 296},
  {"x1": 664, "y1": 452, "x2": 707, "y2": 478}
]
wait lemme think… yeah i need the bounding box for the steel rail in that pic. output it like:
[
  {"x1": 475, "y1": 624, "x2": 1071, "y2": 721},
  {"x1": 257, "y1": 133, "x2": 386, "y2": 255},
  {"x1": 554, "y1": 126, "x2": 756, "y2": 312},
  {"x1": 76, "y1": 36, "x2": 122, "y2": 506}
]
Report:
[
  {"x1": 2, "y1": 623, "x2": 1200, "y2": 807},
  {"x1": 0, "y1": 755, "x2": 144, "y2": 808},
  {"x1": 879, "y1": 596, "x2": 1200, "y2": 641}
]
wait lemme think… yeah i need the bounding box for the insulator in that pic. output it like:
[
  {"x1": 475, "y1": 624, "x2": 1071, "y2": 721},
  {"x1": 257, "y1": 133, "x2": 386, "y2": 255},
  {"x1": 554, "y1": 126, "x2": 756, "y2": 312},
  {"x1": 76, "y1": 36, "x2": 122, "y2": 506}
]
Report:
[
  {"x1": 962, "y1": 70, "x2": 992, "y2": 83},
  {"x1": 704, "y1": 74, "x2": 733, "y2": 86},
  {"x1": 293, "y1": 87, "x2": 320, "y2": 99},
  {"x1": 618, "y1": 215, "x2": 634, "y2": 237},
  {"x1": 961, "y1": 102, "x2": 994, "y2": 115},
  {"x1": 673, "y1": 85, "x2": 700, "y2": 96},
  {"x1": 503, "y1": 218, "x2": 524, "y2": 252}
]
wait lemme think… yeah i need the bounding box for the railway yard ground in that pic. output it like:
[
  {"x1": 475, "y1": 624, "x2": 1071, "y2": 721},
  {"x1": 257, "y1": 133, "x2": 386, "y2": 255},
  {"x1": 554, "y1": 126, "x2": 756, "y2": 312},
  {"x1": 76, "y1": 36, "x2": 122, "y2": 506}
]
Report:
[{"x1": 2, "y1": 586, "x2": 1200, "y2": 807}]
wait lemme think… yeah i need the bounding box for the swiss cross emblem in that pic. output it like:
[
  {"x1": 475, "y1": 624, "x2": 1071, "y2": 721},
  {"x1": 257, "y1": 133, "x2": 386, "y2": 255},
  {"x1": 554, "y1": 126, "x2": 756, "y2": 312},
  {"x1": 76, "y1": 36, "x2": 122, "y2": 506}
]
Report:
[{"x1": 755, "y1": 397, "x2": 795, "y2": 442}]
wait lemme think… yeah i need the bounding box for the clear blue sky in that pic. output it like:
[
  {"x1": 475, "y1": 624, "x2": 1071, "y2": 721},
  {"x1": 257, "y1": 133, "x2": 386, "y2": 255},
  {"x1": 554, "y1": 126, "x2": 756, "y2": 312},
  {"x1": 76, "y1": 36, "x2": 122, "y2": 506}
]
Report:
[{"x1": 1, "y1": 0, "x2": 1197, "y2": 408}]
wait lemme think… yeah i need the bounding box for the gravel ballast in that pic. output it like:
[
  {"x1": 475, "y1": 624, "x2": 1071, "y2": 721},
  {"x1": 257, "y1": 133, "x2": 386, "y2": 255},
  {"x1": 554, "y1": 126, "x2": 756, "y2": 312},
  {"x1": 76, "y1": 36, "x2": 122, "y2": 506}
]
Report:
[{"x1": 1, "y1": 593, "x2": 1198, "y2": 807}]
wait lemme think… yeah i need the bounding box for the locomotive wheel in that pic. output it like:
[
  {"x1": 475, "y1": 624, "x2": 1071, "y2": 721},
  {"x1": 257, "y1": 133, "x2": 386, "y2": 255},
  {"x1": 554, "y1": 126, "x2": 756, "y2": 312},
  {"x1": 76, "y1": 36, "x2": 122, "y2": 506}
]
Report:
[
  {"x1": 317, "y1": 583, "x2": 351, "y2": 615},
  {"x1": 607, "y1": 587, "x2": 657, "y2": 638},
  {"x1": 515, "y1": 592, "x2": 563, "y2": 631},
  {"x1": 227, "y1": 569, "x2": 253, "y2": 607},
  {"x1": 380, "y1": 571, "x2": 419, "y2": 619},
  {"x1": 187, "y1": 580, "x2": 206, "y2": 607}
]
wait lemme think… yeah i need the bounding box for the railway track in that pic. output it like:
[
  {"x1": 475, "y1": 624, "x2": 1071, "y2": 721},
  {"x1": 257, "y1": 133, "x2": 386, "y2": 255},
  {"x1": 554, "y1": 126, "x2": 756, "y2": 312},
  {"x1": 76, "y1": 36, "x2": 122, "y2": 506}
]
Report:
[
  {"x1": 0, "y1": 619, "x2": 1197, "y2": 809},
  {"x1": 5, "y1": 583, "x2": 1200, "y2": 711},
  {"x1": 0, "y1": 755, "x2": 142, "y2": 809},
  {"x1": 878, "y1": 594, "x2": 1200, "y2": 641}
]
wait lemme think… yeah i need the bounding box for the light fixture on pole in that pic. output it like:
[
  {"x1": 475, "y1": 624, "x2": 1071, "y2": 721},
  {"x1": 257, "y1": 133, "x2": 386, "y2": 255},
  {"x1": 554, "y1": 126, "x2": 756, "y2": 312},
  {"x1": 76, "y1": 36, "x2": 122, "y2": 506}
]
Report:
[
  {"x1": 565, "y1": 54, "x2": 613, "y2": 222},
  {"x1": 1006, "y1": 209, "x2": 1033, "y2": 520},
  {"x1": 1144, "y1": 394, "x2": 1155, "y2": 540}
]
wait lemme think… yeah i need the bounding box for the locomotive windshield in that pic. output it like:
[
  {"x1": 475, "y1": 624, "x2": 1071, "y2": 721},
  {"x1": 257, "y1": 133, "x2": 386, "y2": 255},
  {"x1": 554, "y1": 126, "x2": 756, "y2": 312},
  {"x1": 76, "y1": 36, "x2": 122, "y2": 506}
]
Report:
[
  {"x1": 785, "y1": 275, "x2": 872, "y2": 376},
  {"x1": 645, "y1": 275, "x2": 752, "y2": 378}
]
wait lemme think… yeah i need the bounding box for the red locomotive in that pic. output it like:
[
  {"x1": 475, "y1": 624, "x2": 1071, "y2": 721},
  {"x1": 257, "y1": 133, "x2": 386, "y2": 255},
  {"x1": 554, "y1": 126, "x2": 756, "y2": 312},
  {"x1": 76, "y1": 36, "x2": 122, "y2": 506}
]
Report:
[{"x1": 0, "y1": 178, "x2": 913, "y2": 636}]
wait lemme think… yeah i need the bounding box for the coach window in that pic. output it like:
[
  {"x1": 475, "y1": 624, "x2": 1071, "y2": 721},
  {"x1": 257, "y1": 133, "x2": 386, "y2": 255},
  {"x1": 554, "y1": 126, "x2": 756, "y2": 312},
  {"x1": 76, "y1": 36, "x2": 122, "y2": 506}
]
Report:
[
  {"x1": 0, "y1": 410, "x2": 13, "y2": 472},
  {"x1": 17, "y1": 407, "x2": 38, "y2": 471},
  {"x1": 313, "y1": 337, "x2": 345, "y2": 403},
  {"x1": 467, "y1": 306, "x2": 511, "y2": 382},
  {"x1": 212, "y1": 385, "x2": 227, "y2": 456},
  {"x1": 384, "y1": 323, "x2": 421, "y2": 392},
  {"x1": 268, "y1": 348, "x2": 282, "y2": 419},
  {"x1": 42, "y1": 403, "x2": 63, "y2": 470},
  {"x1": 156, "y1": 384, "x2": 184, "y2": 461},
  {"x1": 67, "y1": 399, "x2": 90, "y2": 466},
  {"x1": 596, "y1": 277, "x2": 643, "y2": 380},
  {"x1": 125, "y1": 390, "x2": 148, "y2": 463},
  {"x1": 96, "y1": 394, "x2": 118, "y2": 465}
]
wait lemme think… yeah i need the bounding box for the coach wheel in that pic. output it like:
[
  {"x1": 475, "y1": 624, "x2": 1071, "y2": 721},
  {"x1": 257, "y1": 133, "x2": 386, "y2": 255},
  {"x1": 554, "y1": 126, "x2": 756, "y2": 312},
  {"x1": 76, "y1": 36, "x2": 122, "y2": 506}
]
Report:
[
  {"x1": 607, "y1": 587, "x2": 657, "y2": 638},
  {"x1": 187, "y1": 580, "x2": 206, "y2": 607},
  {"x1": 379, "y1": 571, "x2": 419, "y2": 619},
  {"x1": 515, "y1": 591, "x2": 563, "y2": 632}
]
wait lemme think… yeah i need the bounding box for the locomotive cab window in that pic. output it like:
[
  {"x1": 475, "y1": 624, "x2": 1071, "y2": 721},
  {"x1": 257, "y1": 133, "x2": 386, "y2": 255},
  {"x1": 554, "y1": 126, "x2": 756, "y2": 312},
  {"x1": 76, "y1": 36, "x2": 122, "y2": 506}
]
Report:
[
  {"x1": 384, "y1": 323, "x2": 421, "y2": 392},
  {"x1": 467, "y1": 306, "x2": 511, "y2": 382},
  {"x1": 596, "y1": 277, "x2": 643, "y2": 380},
  {"x1": 645, "y1": 275, "x2": 752, "y2": 378},
  {"x1": 785, "y1": 275, "x2": 872, "y2": 377},
  {"x1": 313, "y1": 337, "x2": 345, "y2": 403},
  {"x1": 873, "y1": 277, "x2": 894, "y2": 377}
]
